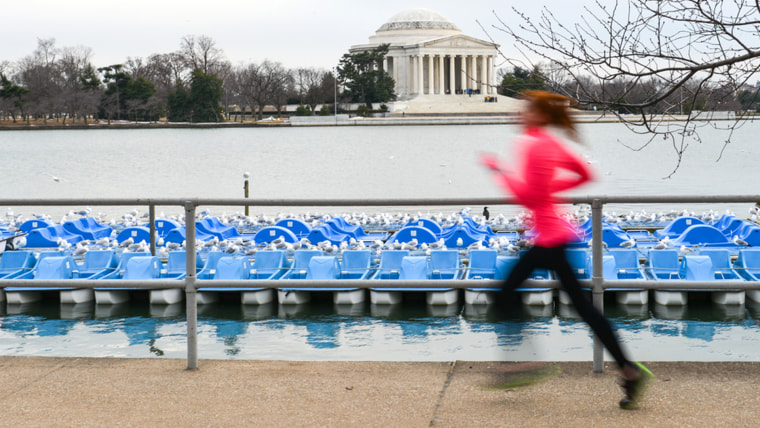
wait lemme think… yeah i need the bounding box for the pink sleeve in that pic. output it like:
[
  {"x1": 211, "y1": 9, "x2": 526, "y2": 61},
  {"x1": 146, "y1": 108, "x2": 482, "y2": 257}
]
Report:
[{"x1": 548, "y1": 143, "x2": 593, "y2": 193}]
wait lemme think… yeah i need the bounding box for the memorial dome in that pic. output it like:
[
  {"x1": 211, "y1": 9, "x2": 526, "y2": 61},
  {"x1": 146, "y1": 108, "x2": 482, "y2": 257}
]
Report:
[{"x1": 376, "y1": 8, "x2": 461, "y2": 33}]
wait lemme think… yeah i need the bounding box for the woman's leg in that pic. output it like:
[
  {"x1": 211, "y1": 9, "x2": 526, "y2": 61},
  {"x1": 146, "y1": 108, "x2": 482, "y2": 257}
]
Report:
[
  {"x1": 549, "y1": 247, "x2": 633, "y2": 370},
  {"x1": 495, "y1": 247, "x2": 544, "y2": 315}
]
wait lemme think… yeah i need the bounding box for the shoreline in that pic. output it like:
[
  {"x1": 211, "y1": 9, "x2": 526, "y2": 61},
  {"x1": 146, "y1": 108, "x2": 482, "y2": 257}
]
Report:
[{"x1": 0, "y1": 113, "x2": 742, "y2": 130}]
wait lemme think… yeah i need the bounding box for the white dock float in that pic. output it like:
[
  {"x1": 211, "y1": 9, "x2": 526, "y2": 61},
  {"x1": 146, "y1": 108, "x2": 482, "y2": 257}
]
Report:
[
  {"x1": 654, "y1": 290, "x2": 688, "y2": 306},
  {"x1": 464, "y1": 289, "x2": 495, "y2": 305},
  {"x1": 426, "y1": 289, "x2": 459, "y2": 306},
  {"x1": 333, "y1": 289, "x2": 365, "y2": 305},
  {"x1": 370, "y1": 290, "x2": 402, "y2": 305},
  {"x1": 712, "y1": 290, "x2": 745, "y2": 305},
  {"x1": 196, "y1": 291, "x2": 219, "y2": 305},
  {"x1": 241, "y1": 289, "x2": 275, "y2": 305},
  {"x1": 278, "y1": 289, "x2": 310, "y2": 305},
  {"x1": 5, "y1": 291, "x2": 42, "y2": 305},
  {"x1": 60, "y1": 288, "x2": 94, "y2": 304},
  {"x1": 747, "y1": 290, "x2": 760, "y2": 304},
  {"x1": 95, "y1": 290, "x2": 130, "y2": 305},
  {"x1": 615, "y1": 290, "x2": 649, "y2": 305},
  {"x1": 521, "y1": 290, "x2": 553, "y2": 306},
  {"x1": 150, "y1": 289, "x2": 184, "y2": 305}
]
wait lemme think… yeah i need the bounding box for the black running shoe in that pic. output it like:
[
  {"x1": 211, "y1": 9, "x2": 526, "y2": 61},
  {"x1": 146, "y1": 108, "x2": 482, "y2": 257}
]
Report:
[{"x1": 619, "y1": 362, "x2": 654, "y2": 409}]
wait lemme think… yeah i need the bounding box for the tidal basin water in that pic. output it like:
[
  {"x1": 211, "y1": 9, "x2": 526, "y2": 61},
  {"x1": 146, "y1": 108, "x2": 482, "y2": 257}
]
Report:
[
  {"x1": 1, "y1": 295, "x2": 759, "y2": 361},
  {"x1": 1, "y1": 122, "x2": 760, "y2": 361}
]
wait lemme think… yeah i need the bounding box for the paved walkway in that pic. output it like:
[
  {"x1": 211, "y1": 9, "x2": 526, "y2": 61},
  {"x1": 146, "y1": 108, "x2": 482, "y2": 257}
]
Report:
[{"x1": 0, "y1": 357, "x2": 757, "y2": 427}]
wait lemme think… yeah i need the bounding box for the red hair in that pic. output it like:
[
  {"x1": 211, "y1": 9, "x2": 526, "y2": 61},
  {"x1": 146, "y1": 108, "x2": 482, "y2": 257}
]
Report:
[{"x1": 522, "y1": 90, "x2": 578, "y2": 141}]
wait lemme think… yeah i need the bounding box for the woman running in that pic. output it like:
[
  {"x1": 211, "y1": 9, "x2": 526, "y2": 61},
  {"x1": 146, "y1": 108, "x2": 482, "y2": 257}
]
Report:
[{"x1": 481, "y1": 90, "x2": 653, "y2": 409}]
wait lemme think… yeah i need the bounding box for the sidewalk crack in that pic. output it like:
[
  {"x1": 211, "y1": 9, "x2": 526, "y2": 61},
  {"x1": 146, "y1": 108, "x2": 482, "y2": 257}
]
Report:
[
  {"x1": 429, "y1": 360, "x2": 458, "y2": 426},
  {"x1": 0, "y1": 358, "x2": 79, "y2": 402}
]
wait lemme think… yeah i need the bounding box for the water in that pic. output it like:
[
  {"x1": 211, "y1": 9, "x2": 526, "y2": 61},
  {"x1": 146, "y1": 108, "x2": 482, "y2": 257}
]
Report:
[
  {"x1": 2, "y1": 122, "x2": 759, "y2": 217},
  {"x1": 1, "y1": 295, "x2": 758, "y2": 361},
  {"x1": 1, "y1": 123, "x2": 760, "y2": 361}
]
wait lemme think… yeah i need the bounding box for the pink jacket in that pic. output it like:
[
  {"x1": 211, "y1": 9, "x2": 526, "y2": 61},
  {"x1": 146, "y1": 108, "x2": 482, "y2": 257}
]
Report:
[{"x1": 484, "y1": 127, "x2": 592, "y2": 247}]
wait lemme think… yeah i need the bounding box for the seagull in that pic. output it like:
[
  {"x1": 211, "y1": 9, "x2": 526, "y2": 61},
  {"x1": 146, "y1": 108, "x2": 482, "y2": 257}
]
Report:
[
  {"x1": 429, "y1": 238, "x2": 445, "y2": 249},
  {"x1": 119, "y1": 237, "x2": 134, "y2": 248},
  {"x1": 733, "y1": 235, "x2": 749, "y2": 246},
  {"x1": 72, "y1": 242, "x2": 88, "y2": 256},
  {"x1": 680, "y1": 245, "x2": 695, "y2": 255},
  {"x1": 45, "y1": 173, "x2": 63, "y2": 182},
  {"x1": 620, "y1": 238, "x2": 636, "y2": 248}
]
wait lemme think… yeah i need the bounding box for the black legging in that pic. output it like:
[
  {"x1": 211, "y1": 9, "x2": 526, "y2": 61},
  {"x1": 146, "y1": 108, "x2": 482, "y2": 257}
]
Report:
[{"x1": 499, "y1": 245, "x2": 633, "y2": 369}]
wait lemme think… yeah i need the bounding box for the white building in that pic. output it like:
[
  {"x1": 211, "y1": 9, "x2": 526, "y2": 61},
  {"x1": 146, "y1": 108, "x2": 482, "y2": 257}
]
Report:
[
  {"x1": 350, "y1": 8, "x2": 499, "y2": 99},
  {"x1": 350, "y1": 8, "x2": 522, "y2": 115}
]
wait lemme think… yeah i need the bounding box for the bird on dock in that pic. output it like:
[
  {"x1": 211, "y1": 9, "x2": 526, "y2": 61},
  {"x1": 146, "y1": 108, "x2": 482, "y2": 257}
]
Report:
[
  {"x1": 72, "y1": 242, "x2": 88, "y2": 256},
  {"x1": 620, "y1": 238, "x2": 636, "y2": 248},
  {"x1": 483, "y1": 207, "x2": 490, "y2": 220}
]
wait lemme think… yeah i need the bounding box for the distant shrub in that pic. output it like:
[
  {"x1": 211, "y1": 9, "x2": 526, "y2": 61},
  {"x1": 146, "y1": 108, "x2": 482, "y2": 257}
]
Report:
[
  {"x1": 356, "y1": 105, "x2": 370, "y2": 117},
  {"x1": 319, "y1": 105, "x2": 331, "y2": 116},
  {"x1": 295, "y1": 105, "x2": 312, "y2": 116}
]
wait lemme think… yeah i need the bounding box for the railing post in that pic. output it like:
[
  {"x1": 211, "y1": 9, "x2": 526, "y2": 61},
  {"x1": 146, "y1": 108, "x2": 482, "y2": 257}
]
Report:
[
  {"x1": 149, "y1": 204, "x2": 156, "y2": 256},
  {"x1": 591, "y1": 198, "x2": 605, "y2": 373},
  {"x1": 185, "y1": 201, "x2": 198, "y2": 370}
]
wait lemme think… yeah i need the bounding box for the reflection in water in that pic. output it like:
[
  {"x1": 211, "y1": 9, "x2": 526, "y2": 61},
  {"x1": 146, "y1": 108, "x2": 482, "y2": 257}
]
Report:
[{"x1": 0, "y1": 296, "x2": 758, "y2": 361}]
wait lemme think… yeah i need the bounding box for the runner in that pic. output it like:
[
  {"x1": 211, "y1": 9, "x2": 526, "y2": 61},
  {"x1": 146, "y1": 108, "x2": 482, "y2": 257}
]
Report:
[{"x1": 481, "y1": 90, "x2": 653, "y2": 409}]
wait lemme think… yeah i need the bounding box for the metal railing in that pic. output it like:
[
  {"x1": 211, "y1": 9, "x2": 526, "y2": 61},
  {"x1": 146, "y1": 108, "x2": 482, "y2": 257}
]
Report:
[{"x1": 1, "y1": 195, "x2": 760, "y2": 371}]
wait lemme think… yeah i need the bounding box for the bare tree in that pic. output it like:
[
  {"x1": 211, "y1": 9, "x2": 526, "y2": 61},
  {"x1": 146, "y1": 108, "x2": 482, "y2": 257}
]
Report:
[
  {"x1": 58, "y1": 46, "x2": 100, "y2": 124},
  {"x1": 294, "y1": 67, "x2": 328, "y2": 113},
  {"x1": 235, "y1": 60, "x2": 291, "y2": 120},
  {"x1": 493, "y1": 0, "x2": 760, "y2": 176},
  {"x1": 180, "y1": 35, "x2": 226, "y2": 75},
  {"x1": 17, "y1": 38, "x2": 62, "y2": 124}
]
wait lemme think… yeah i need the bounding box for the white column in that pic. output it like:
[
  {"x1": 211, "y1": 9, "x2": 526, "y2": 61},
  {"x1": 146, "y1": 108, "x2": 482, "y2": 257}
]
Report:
[
  {"x1": 487, "y1": 56, "x2": 494, "y2": 95},
  {"x1": 485, "y1": 56, "x2": 491, "y2": 95},
  {"x1": 466, "y1": 55, "x2": 473, "y2": 90},
  {"x1": 438, "y1": 55, "x2": 444, "y2": 94},
  {"x1": 448, "y1": 55, "x2": 455, "y2": 94},
  {"x1": 460, "y1": 56, "x2": 467, "y2": 91},
  {"x1": 383, "y1": 57, "x2": 388, "y2": 73},
  {"x1": 479, "y1": 55, "x2": 486, "y2": 93},
  {"x1": 426, "y1": 55, "x2": 434, "y2": 95},
  {"x1": 417, "y1": 55, "x2": 423, "y2": 95}
]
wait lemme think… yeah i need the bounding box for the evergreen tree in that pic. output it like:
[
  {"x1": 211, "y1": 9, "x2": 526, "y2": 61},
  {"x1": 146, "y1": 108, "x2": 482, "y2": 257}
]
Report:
[
  {"x1": 188, "y1": 69, "x2": 224, "y2": 122},
  {"x1": 337, "y1": 44, "x2": 396, "y2": 106},
  {"x1": 167, "y1": 84, "x2": 190, "y2": 122},
  {"x1": 499, "y1": 66, "x2": 547, "y2": 98}
]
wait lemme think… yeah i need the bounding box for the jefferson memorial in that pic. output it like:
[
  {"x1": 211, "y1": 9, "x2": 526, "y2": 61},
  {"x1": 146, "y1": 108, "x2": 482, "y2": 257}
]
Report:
[{"x1": 349, "y1": 8, "x2": 523, "y2": 115}]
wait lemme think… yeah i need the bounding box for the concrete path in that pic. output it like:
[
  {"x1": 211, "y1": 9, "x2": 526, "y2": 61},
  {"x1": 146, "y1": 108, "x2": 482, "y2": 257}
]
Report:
[{"x1": 0, "y1": 357, "x2": 757, "y2": 427}]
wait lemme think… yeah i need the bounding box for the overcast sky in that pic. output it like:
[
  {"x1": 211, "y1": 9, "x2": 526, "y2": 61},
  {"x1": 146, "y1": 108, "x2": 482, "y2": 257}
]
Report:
[{"x1": 1, "y1": 1, "x2": 591, "y2": 71}]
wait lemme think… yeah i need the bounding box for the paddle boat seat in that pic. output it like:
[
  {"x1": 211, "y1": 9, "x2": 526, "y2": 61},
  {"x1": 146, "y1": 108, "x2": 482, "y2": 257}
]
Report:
[
  {"x1": 63, "y1": 217, "x2": 112, "y2": 240},
  {"x1": 340, "y1": 250, "x2": 372, "y2": 280},
  {"x1": 250, "y1": 250, "x2": 288, "y2": 280},
  {"x1": 26, "y1": 225, "x2": 84, "y2": 247},
  {"x1": 0, "y1": 250, "x2": 36, "y2": 279},
  {"x1": 78, "y1": 249, "x2": 118, "y2": 279}
]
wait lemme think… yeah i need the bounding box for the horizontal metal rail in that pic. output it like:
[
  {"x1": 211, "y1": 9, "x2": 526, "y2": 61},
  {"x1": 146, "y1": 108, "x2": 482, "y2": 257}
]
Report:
[
  {"x1": 1, "y1": 194, "x2": 759, "y2": 207},
  {"x1": 2, "y1": 279, "x2": 760, "y2": 290},
  {"x1": 2, "y1": 194, "x2": 760, "y2": 371}
]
